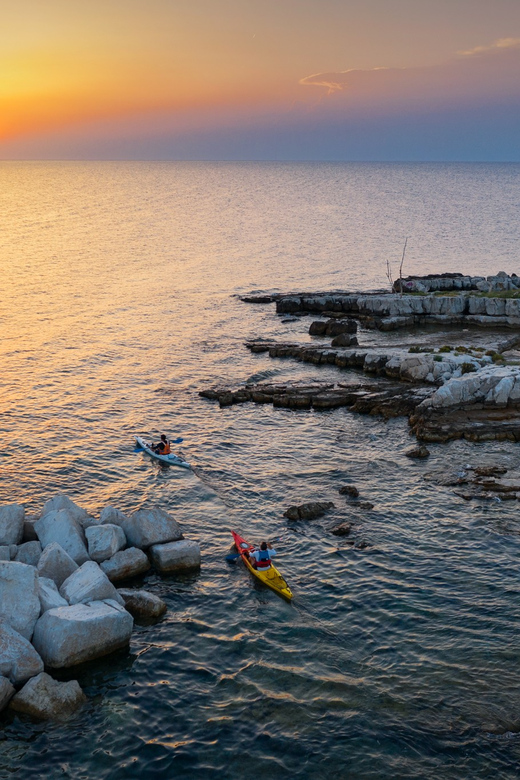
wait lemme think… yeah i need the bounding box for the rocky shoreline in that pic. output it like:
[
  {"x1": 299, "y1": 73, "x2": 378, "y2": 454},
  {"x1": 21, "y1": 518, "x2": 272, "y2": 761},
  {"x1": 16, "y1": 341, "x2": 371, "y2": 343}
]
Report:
[
  {"x1": 0, "y1": 495, "x2": 200, "y2": 720},
  {"x1": 205, "y1": 273, "x2": 520, "y2": 443}
]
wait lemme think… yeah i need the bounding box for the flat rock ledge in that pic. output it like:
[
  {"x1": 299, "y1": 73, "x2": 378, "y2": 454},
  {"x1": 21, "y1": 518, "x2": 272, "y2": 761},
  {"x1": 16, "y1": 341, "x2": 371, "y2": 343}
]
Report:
[{"x1": 260, "y1": 273, "x2": 520, "y2": 331}]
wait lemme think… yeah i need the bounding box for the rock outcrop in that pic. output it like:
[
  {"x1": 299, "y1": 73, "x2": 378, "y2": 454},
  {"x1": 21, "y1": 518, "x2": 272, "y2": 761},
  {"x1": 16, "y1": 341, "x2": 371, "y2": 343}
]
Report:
[
  {"x1": 284, "y1": 502, "x2": 335, "y2": 521},
  {"x1": 85, "y1": 524, "x2": 126, "y2": 563},
  {"x1": 120, "y1": 507, "x2": 183, "y2": 550}
]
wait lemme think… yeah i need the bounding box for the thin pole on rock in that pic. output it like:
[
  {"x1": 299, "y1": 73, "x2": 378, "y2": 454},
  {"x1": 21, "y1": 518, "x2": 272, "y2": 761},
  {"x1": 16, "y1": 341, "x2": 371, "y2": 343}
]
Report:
[{"x1": 399, "y1": 237, "x2": 408, "y2": 296}]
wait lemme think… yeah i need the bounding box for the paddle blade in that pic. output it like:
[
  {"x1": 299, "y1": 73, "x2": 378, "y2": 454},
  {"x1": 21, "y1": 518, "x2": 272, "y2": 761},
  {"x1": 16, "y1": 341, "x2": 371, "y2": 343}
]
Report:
[
  {"x1": 225, "y1": 553, "x2": 241, "y2": 562},
  {"x1": 172, "y1": 437, "x2": 183, "y2": 444},
  {"x1": 133, "y1": 445, "x2": 143, "y2": 452}
]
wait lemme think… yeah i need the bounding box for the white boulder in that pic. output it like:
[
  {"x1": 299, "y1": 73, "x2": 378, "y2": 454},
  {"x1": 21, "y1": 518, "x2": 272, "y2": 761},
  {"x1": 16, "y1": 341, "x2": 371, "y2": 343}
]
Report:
[
  {"x1": 59, "y1": 561, "x2": 124, "y2": 606},
  {"x1": 121, "y1": 506, "x2": 183, "y2": 549},
  {"x1": 0, "y1": 621, "x2": 44, "y2": 684},
  {"x1": 0, "y1": 675, "x2": 15, "y2": 712},
  {"x1": 32, "y1": 600, "x2": 134, "y2": 668},
  {"x1": 38, "y1": 577, "x2": 69, "y2": 612},
  {"x1": 10, "y1": 672, "x2": 86, "y2": 720},
  {"x1": 85, "y1": 524, "x2": 126, "y2": 563},
  {"x1": 149, "y1": 539, "x2": 201, "y2": 573},
  {"x1": 40, "y1": 494, "x2": 90, "y2": 524},
  {"x1": 14, "y1": 541, "x2": 42, "y2": 566},
  {"x1": 100, "y1": 548, "x2": 150, "y2": 582},
  {"x1": 0, "y1": 547, "x2": 10, "y2": 561},
  {"x1": 35, "y1": 509, "x2": 89, "y2": 564},
  {"x1": 0, "y1": 561, "x2": 41, "y2": 640},
  {"x1": 99, "y1": 506, "x2": 128, "y2": 526},
  {"x1": 0, "y1": 504, "x2": 25, "y2": 545},
  {"x1": 37, "y1": 542, "x2": 79, "y2": 587}
]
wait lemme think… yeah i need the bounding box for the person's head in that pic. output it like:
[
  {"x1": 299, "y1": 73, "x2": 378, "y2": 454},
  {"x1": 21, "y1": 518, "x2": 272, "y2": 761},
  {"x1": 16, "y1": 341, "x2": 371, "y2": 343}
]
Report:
[
  {"x1": 260, "y1": 541, "x2": 268, "y2": 550},
  {"x1": 161, "y1": 434, "x2": 167, "y2": 442}
]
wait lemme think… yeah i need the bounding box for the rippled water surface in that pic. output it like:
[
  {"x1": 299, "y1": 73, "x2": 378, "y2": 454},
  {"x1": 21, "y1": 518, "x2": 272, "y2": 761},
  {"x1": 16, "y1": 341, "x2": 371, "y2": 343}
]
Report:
[{"x1": 2, "y1": 162, "x2": 520, "y2": 779}]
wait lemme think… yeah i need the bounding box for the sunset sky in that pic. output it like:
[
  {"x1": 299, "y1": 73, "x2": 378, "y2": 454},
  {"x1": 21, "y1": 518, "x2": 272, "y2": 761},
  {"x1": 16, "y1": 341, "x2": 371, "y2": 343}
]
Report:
[{"x1": 2, "y1": 0, "x2": 520, "y2": 160}]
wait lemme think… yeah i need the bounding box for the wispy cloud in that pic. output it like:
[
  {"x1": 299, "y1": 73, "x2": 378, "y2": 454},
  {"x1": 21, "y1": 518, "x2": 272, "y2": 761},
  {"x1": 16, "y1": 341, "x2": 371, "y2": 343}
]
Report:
[{"x1": 299, "y1": 38, "x2": 520, "y2": 107}]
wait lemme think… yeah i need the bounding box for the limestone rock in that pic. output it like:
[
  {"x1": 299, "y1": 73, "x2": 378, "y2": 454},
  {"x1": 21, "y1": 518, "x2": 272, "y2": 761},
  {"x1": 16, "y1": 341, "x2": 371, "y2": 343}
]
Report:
[
  {"x1": 0, "y1": 622, "x2": 44, "y2": 684},
  {"x1": 121, "y1": 506, "x2": 183, "y2": 550},
  {"x1": 32, "y1": 600, "x2": 134, "y2": 668},
  {"x1": 0, "y1": 675, "x2": 15, "y2": 712},
  {"x1": 37, "y1": 542, "x2": 79, "y2": 588},
  {"x1": 117, "y1": 589, "x2": 167, "y2": 620},
  {"x1": 99, "y1": 506, "x2": 129, "y2": 526},
  {"x1": 37, "y1": 577, "x2": 69, "y2": 612},
  {"x1": 0, "y1": 504, "x2": 25, "y2": 546},
  {"x1": 35, "y1": 509, "x2": 89, "y2": 565},
  {"x1": 60, "y1": 561, "x2": 124, "y2": 606},
  {"x1": 149, "y1": 540, "x2": 201, "y2": 573},
  {"x1": 40, "y1": 494, "x2": 89, "y2": 525},
  {"x1": 85, "y1": 524, "x2": 126, "y2": 563},
  {"x1": 10, "y1": 672, "x2": 86, "y2": 720},
  {"x1": 0, "y1": 547, "x2": 10, "y2": 561},
  {"x1": 100, "y1": 547, "x2": 151, "y2": 582},
  {"x1": 0, "y1": 561, "x2": 40, "y2": 640},
  {"x1": 284, "y1": 501, "x2": 335, "y2": 521},
  {"x1": 14, "y1": 541, "x2": 42, "y2": 566}
]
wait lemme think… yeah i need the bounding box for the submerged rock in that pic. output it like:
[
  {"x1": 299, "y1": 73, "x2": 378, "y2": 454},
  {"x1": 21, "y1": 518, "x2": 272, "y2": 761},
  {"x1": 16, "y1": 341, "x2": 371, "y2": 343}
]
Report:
[
  {"x1": 117, "y1": 589, "x2": 167, "y2": 620},
  {"x1": 405, "y1": 446, "x2": 430, "y2": 459},
  {"x1": 10, "y1": 672, "x2": 86, "y2": 720},
  {"x1": 330, "y1": 523, "x2": 352, "y2": 537},
  {"x1": 32, "y1": 600, "x2": 134, "y2": 668},
  {"x1": 338, "y1": 485, "x2": 360, "y2": 498},
  {"x1": 0, "y1": 622, "x2": 44, "y2": 685},
  {"x1": 284, "y1": 501, "x2": 335, "y2": 521}
]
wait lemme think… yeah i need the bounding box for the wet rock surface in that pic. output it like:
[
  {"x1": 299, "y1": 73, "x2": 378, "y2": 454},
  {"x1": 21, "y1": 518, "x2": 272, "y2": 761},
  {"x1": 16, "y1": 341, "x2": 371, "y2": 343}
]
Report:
[
  {"x1": 284, "y1": 502, "x2": 335, "y2": 521},
  {"x1": 424, "y1": 464, "x2": 520, "y2": 501},
  {"x1": 117, "y1": 589, "x2": 167, "y2": 620},
  {"x1": 10, "y1": 672, "x2": 86, "y2": 720}
]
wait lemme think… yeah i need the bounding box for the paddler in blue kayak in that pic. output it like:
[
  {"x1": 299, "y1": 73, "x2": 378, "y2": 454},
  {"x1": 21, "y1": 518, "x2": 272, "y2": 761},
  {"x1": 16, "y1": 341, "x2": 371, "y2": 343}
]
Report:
[
  {"x1": 249, "y1": 541, "x2": 276, "y2": 570},
  {"x1": 152, "y1": 434, "x2": 171, "y2": 455}
]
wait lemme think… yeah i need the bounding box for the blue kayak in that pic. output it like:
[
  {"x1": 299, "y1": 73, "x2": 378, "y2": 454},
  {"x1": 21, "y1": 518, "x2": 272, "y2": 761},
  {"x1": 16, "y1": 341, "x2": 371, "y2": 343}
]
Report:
[{"x1": 135, "y1": 436, "x2": 190, "y2": 469}]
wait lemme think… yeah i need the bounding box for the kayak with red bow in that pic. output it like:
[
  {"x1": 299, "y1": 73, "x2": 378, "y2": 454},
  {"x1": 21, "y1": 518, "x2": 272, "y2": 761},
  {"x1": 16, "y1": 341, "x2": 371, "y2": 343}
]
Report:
[{"x1": 230, "y1": 530, "x2": 293, "y2": 601}]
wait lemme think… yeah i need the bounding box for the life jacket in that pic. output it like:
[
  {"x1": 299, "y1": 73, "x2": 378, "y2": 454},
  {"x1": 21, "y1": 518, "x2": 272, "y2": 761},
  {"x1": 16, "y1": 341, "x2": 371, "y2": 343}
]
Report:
[
  {"x1": 255, "y1": 549, "x2": 271, "y2": 569},
  {"x1": 162, "y1": 440, "x2": 171, "y2": 454}
]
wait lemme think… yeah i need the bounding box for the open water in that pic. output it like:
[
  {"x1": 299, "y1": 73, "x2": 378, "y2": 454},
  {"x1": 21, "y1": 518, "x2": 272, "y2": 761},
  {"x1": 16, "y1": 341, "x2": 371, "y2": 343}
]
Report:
[{"x1": 2, "y1": 162, "x2": 520, "y2": 779}]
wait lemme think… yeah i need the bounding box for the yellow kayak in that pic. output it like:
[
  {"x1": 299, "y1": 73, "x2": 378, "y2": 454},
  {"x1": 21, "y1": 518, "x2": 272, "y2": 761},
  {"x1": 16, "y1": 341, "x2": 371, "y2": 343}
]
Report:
[{"x1": 231, "y1": 530, "x2": 293, "y2": 601}]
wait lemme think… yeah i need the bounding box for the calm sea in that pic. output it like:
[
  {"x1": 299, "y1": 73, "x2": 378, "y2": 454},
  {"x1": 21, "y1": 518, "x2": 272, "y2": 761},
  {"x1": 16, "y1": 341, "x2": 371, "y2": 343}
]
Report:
[{"x1": 2, "y1": 162, "x2": 520, "y2": 779}]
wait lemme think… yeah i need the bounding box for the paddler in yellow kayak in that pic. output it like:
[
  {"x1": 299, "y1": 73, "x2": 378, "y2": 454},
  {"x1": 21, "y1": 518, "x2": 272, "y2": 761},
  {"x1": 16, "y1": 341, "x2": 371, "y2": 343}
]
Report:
[{"x1": 246, "y1": 540, "x2": 276, "y2": 570}]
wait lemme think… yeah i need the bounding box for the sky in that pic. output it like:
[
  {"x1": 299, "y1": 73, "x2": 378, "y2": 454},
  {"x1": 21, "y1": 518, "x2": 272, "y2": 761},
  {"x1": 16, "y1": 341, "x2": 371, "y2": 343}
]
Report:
[{"x1": 2, "y1": 0, "x2": 520, "y2": 161}]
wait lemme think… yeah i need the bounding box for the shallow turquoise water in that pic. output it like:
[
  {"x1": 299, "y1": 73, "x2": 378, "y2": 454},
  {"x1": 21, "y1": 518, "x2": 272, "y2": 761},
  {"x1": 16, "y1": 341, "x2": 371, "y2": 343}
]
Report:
[{"x1": 1, "y1": 162, "x2": 520, "y2": 778}]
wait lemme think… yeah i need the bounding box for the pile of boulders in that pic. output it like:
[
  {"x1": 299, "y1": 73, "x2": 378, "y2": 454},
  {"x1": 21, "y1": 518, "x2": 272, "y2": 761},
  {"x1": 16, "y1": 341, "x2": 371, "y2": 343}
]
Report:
[{"x1": 0, "y1": 495, "x2": 200, "y2": 719}]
